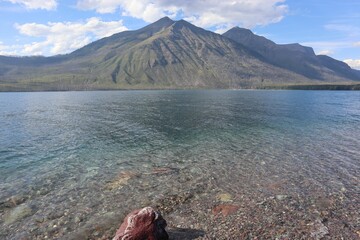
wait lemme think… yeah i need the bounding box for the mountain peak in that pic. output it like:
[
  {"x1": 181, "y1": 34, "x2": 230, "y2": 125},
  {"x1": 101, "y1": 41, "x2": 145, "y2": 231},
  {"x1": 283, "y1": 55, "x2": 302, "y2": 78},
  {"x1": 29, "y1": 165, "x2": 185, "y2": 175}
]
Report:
[
  {"x1": 170, "y1": 19, "x2": 214, "y2": 37},
  {"x1": 226, "y1": 27, "x2": 254, "y2": 35},
  {"x1": 133, "y1": 16, "x2": 175, "y2": 37},
  {"x1": 155, "y1": 16, "x2": 174, "y2": 25},
  {"x1": 149, "y1": 16, "x2": 175, "y2": 27},
  {"x1": 223, "y1": 26, "x2": 275, "y2": 48},
  {"x1": 172, "y1": 19, "x2": 196, "y2": 29}
]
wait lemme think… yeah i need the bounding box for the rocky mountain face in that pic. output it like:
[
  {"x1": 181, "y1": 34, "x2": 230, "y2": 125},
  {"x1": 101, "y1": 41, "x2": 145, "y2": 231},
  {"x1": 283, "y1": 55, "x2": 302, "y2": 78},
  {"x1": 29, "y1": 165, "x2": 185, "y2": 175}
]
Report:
[
  {"x1": 223, "y1": 27, "x2": 360, "y2": 81},
  {"x1": 0, "y1": 17, "x2": 359, "y2": 91}
]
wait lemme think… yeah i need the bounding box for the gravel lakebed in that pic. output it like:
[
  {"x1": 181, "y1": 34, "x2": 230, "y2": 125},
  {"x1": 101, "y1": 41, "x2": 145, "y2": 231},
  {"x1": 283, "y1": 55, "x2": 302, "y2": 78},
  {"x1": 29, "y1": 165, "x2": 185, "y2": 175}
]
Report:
[{"x1": 1, "y1": 162, "x2": 359, "y2": 240}]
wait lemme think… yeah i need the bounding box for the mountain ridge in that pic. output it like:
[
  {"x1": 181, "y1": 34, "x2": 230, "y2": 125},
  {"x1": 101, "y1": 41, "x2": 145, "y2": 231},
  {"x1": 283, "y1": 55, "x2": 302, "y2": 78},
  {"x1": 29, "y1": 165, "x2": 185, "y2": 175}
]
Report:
[
  {"x1": 0, "y1": 17, "x2": 359, "y2": 91},
  {"x1": 223, "y1": 27, "x2": 359, "y2": 81}
]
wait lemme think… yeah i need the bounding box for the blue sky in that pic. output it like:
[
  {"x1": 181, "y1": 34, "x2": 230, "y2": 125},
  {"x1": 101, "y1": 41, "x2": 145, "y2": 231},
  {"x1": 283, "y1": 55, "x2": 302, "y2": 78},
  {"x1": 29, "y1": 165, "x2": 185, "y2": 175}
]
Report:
[{"x1": 0, "y1": 0, "x2": 359, "y2": 69}]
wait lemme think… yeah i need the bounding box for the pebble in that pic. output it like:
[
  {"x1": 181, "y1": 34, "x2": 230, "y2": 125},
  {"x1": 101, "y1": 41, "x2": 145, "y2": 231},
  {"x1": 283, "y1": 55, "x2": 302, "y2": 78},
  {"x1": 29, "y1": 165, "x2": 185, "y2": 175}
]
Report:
[
  {"x1": 276, "y1": 195, "x2": 288, "y2": 201},
  {"x1": 74, "y1": 216, "x2": 83, "y2": 223},
  {"x1": 217, "y1": 193, "x2": 233, "y2": 202},
  {"x1": 35, "y1": 216, "x2": 45, "y2": 223},
  {"x1": 30, "y1": 226, "x2": 39, "y2": 232}
]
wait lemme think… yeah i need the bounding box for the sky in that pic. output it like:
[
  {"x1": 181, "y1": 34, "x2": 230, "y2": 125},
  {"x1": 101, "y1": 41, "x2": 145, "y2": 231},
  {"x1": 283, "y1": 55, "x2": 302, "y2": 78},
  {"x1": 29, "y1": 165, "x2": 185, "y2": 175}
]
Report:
[{"x1": 0, "y1": 0, "x2": 359, "y2": 69}]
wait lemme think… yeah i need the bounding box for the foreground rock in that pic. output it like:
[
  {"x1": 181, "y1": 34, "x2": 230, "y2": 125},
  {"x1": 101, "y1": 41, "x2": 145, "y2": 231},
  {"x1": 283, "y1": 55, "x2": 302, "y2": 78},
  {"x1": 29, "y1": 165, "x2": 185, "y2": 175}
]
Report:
[{"x1": 113, "y1": 207, "x2": 169, "y2": 240}]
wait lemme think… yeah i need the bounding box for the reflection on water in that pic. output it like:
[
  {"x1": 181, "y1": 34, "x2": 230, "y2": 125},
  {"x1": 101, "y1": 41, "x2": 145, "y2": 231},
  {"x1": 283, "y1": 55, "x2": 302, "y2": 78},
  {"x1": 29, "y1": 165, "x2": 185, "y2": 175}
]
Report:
[{"x1": 0, "y1": 90, "x2": 359, "y2": 239}]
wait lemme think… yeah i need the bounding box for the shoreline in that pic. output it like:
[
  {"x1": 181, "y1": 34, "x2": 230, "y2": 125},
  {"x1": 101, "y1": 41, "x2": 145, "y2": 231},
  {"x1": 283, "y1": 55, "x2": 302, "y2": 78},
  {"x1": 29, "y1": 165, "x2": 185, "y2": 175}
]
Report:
[{"x1": 0, "y1": 83, "x2": 360, "y2": 92}]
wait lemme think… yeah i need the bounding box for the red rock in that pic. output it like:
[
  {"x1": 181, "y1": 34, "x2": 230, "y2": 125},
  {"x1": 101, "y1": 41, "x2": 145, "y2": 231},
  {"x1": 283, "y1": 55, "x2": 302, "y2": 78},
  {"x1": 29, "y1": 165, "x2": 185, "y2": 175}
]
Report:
[
  {"x1": 113, "y1": 207, "x2": 169, "y2": 240},
  {"x1": 212, "y1": 204, "x2": 240, "y2": 217}
]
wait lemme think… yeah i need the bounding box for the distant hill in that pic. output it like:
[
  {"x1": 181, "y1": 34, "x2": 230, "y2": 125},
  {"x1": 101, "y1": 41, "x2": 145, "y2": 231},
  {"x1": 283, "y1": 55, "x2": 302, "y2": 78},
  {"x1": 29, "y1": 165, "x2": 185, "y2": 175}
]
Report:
[{"x1": 0, "y1": 17, "x2": 359, "y2": 91}]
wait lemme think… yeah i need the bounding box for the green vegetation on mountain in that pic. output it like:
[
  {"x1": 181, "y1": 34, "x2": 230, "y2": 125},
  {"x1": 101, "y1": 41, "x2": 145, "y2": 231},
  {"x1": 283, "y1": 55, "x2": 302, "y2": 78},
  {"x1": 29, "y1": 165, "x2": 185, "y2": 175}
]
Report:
[{"x1": 0, "y1": 17, "x2": 359, "y2": 91}]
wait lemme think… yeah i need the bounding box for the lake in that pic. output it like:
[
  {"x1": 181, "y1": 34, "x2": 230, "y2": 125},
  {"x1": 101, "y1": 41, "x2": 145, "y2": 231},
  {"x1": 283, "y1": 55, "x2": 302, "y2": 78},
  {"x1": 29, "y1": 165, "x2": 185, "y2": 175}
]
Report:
[{"x1": 0, "y1": 90, "x2": 359, "y2": 239}]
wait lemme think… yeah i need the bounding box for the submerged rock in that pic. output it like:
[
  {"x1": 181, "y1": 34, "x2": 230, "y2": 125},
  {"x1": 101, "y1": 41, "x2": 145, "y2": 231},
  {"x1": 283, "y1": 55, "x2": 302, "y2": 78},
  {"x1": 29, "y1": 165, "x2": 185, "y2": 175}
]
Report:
[
  {"x1": 309, "y1": 219, "x2": 329, "y2": 239},
  {"x1": 113, "y1": 207, "x2": 169, "y2": 240},
  {"x1": 217, "y1": 193, "x2": 233, "y2": 202},
  {"x1": 275, "y1": 195, "x2": 288, "y2": 201},
  {"x1": 0, "y1": 195, "x2": 27, "y2": 211},
  {"x1": 212, "y1": 204, "x2": 239, "y2": 217},
  {"x1": 4, "y1": 204, "x2": 34, "y2": 225},
  {"x1": 105, "y1": 171, "x2": 138, "y2": 191}
]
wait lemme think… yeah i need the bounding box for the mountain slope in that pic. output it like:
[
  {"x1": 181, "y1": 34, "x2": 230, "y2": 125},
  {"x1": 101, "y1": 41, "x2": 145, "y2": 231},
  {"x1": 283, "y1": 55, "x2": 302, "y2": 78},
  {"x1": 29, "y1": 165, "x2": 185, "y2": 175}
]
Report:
[
  {"x1": 87, "y1": 18, "x2": 313, "y2": 88},
  {"x1": 223, "y1": 27, "x2": 360, "y2": 81},
  {"x1": 0, "y1": 17, "x2": 358, "y2": 91}
]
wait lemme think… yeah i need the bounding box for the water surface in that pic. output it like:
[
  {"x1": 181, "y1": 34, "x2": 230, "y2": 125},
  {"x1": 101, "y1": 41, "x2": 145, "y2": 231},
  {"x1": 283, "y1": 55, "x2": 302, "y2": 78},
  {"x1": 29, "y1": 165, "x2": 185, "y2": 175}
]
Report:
[{"x1": 0, "y1": 90, "x2": 359, "y2": 239}]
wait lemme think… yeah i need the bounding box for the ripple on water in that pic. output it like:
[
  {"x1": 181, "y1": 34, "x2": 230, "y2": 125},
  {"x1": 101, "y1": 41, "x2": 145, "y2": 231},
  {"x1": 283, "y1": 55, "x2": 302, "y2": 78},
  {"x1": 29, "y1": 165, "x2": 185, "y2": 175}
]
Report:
[{"x1": 0, "y1": 90, "x2": 359, "y2": 239}]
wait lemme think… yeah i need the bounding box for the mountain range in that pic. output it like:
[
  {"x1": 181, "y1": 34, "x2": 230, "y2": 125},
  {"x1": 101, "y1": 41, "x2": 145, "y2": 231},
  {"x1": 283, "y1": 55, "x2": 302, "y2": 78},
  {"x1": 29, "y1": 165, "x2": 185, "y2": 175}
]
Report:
[{"x1": 0, "y1": 17, "x2": 359, "y2": 91}]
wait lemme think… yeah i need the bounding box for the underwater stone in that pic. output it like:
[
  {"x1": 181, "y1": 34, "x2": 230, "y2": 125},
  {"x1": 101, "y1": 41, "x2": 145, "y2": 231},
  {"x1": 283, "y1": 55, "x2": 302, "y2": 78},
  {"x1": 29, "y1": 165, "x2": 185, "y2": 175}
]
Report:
[
  {"x1": 217, "y1": 193, "x2": 233, "y2": 202},
  {"x1": 113, "y1": 207, "x2": 168, "y2": 240},
  {"x1": 4, "y1": 204, "x2": 34, "y2": 225},
  {"x1": 212, "y1": 204, "x2": 239, "y2": 217},
  {"x1": 275, "y1": 195, "x2": 288, "y2": 201}
]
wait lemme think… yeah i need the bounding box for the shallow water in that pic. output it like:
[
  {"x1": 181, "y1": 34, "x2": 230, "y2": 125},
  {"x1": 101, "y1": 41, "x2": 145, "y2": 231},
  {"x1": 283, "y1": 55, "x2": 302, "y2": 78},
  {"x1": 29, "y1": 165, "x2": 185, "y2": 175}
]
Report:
[{"x1": 0, "y1": 90, "x2": 359, "y2": 239}]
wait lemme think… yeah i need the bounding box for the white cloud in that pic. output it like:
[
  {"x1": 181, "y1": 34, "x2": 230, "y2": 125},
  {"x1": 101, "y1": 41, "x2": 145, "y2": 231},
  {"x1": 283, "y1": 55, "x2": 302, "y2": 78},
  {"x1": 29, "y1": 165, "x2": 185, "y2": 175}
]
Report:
[
  {"x1": 317, "y1": 50, "x2": 334, "y2": 56},
  {"x1": 0, "y1": 41, "x2": 22, "y2": 56},
  {"x1": 22, "y1": 42, "x2": 46, "y2": 55},
  {"x1": 214, "y1": 24, "x2": 234, "y2": 34},
  {"x1": 2, "y1": 0, "x2": 57, "y2": 10},
  {"x1": 76, "y1": 0, "x2": 288, "y2": 28},
  {"x1": 13, "y1": 18, "x2": 128, "y2": 55},
  {"x1": 325, "y1": 24, "x2": 360, "y2": 37},
  {"x1": 344, "y1": 59, "x2": 360, "y2": 70},
  {"x1": 354, "y1": 41, "x2": 360, "y2": 47},
  {"x1": 302, "y1": 41, "x2": 349, "y2": 49}
]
